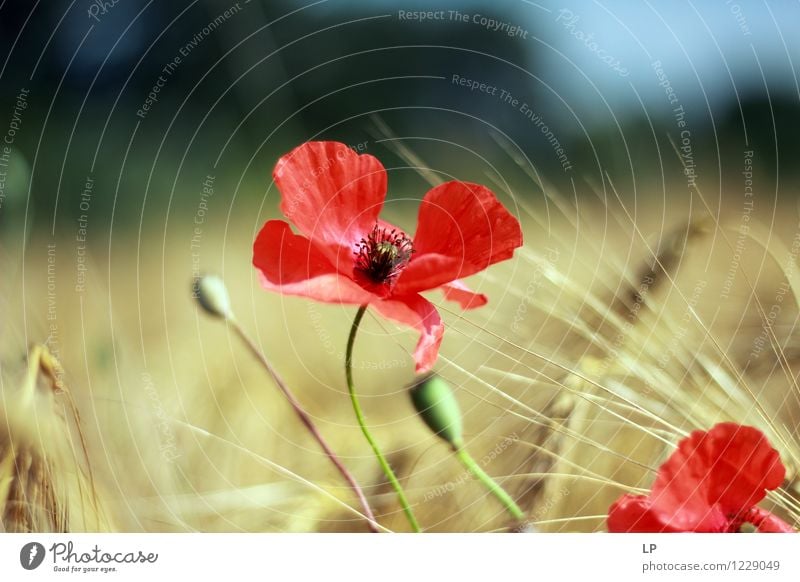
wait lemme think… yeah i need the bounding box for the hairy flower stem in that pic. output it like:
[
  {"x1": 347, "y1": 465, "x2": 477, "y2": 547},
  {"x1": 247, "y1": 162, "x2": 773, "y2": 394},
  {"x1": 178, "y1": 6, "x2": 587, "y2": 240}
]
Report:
[
  {"x1": 346, "y1": 305, "x2": 421, "y2": 532},
  {"x1": 229, "y1": 317, "x2": 380, "y2": 533},
  {"x1": 454, "y1": 446, "x2": 525, "y2": 521}
]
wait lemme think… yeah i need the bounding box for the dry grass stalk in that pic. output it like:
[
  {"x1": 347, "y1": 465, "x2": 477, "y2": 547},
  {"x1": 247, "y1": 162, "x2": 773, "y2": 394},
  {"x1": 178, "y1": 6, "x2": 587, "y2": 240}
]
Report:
[{"x1": 1, "y1": 344, "x2": 111, "y2": 532}]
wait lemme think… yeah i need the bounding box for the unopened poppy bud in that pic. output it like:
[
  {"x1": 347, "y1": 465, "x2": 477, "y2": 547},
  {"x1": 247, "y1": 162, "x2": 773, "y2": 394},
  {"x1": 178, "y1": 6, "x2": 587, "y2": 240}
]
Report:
[
  {"x1": 193, "y1": 275, "x2": 233, "y2": 319},
  {"x1": 409, "y1": 374, "x2": 463, "y2": 450}
]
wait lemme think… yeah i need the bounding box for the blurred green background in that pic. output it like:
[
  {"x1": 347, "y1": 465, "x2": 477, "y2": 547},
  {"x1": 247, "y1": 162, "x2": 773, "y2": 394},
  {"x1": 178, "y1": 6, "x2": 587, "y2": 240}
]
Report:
[{"x1": 2, "y1": 0, "x2": 799, "y2": 242}]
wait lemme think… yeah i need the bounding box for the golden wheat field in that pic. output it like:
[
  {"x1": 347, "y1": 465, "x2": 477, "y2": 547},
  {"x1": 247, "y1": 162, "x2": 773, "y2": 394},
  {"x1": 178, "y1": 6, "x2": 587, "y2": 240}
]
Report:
[
  {"x1": 2, "y1": 3, "x2": 800, "y2": 548},
  {"x1": 4, "y1": 154, "x2": 800, "y2": 534}
]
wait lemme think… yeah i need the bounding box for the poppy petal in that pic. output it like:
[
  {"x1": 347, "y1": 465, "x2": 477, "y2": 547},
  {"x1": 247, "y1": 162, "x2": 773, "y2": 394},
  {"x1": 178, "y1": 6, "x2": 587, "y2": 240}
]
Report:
[
  {"x1": 394, "y1": 253, "x2": 464, "y2": 295},
  {"x1": 441, "y1": 280, "x2": 488, "y2": 309},
  {"x1": 607, "y1": 494, "x2": 683, "y2": 533},
  {"x1": 650, "y1": 423, "x2": 786, "y2": 527},
  {"x1": 273, "y1": 141, "x2": 387, "y2": 248},
  {"x1": 748, "y1": 508, "x2": 795, "y2": 533},
  {"x1": 371, "y1": 294, "x2": 444, "y2": 373},
  {"x1": 395, "y1": 181, "x2": 521, "y2": 294},
  {"x1": 703, "y1": 424, "x2": 786, "y2": 513},
  {"x1": 253, "y1": 220, "x2": 375, "y2": 304}
]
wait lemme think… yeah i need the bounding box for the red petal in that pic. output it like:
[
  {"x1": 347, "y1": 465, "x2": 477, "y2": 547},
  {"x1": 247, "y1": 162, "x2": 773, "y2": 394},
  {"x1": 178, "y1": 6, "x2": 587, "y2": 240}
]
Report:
[
  {"x1": 650, "y1": 423, "x2": 786, "y2": 530},
  {"x1": 394, "y1": 253, "x2": 464, "y2": 294},
  {"x1": 394, "y1": 181, "x2": 522, "y2": 294},
  {"x1": 749, "y1": 508, "x2": 795, "y2": 533},
  {"x1": 441, "y1": 280, "x2": 488, "y2": 309},
  {"x1": 607, "y1": 494, "x2": 683, "y2": 533},
  {"x1": 273, "y1": 141, "x2": 387, "y2": 249},
  {"x1": 371, "y1": 295, "x2": 444, "y2": 373},
  {"x1": 253, "y1": 220, "x2": 375, "y2": 304}
]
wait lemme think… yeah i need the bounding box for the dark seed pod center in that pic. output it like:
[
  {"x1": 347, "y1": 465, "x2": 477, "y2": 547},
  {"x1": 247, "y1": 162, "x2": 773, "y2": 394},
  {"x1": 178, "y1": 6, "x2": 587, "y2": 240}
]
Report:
[{"x1": 354, "y1": 224, "x2": 414, "y2": 284}]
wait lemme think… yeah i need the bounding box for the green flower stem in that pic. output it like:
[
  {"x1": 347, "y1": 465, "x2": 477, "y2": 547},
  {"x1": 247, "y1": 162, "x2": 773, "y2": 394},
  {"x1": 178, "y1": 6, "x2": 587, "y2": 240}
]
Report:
[
  {"x1": 346, "y1": 305, "x2": 421, "y2": 533},
  {"x1": 454, "y1": 446, "x2": 525, "y2": 521}
]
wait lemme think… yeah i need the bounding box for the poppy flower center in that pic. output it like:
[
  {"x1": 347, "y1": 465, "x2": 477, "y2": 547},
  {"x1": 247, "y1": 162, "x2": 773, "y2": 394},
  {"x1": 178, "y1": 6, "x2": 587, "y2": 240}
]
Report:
[
  {"x1": 737, "y1": 522, "x2": 758, "y2": 533},
  {"x1": 727, "y1": 507, "x2": 763, "y2": 533},
  {"x1": 354, "y1": 224, "x2": 414, "y2": 284}
]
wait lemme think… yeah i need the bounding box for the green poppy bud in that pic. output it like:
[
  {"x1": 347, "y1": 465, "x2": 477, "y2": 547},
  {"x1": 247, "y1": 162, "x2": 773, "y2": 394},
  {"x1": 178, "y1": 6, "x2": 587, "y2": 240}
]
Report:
[
  {"x1": 193, "y1": 275, "x2": 233, "y2": 320},
  {"x1": 409, "y1": 374, "x2": 464, "y2": 450}
]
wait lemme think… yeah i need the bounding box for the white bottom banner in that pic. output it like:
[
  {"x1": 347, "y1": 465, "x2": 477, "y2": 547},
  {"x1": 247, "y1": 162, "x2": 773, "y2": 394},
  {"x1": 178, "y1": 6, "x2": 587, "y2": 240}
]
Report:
[{"x1": 1, "y1": 533, "x2": 798, "y2": 581}]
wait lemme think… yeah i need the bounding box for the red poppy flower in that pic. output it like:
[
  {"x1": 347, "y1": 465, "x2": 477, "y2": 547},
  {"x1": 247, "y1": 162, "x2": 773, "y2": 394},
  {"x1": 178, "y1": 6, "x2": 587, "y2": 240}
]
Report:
[
  {"x1": 252, "y1": 141, "x2": 522, "y2": 372},
  {"x1": 608, "y1": 423, "x2": 794, "y2": 533}
]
